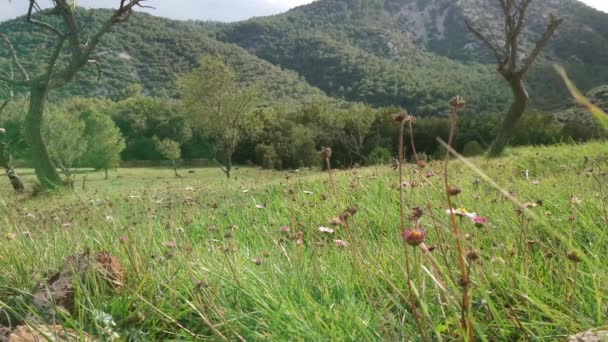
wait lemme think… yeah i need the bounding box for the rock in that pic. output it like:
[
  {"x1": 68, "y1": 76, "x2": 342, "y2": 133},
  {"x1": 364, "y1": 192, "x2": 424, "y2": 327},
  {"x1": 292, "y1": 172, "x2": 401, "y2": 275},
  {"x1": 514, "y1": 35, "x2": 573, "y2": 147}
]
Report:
[
  {"x1": 6, "y1": 325, "x2": 97, "y2": 342},
  {"x1": 568, "y1": 330, "x2": 608, "y2": 342},
  {"x1": 31, "y1": 250, "x2": 125, "y2": 319}
]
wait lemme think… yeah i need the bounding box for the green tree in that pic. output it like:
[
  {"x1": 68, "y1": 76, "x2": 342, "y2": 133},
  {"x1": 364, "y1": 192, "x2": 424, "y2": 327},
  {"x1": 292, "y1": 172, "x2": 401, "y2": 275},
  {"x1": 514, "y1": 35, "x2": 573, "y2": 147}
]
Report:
[
  {"x1": 178, "y1": 56, "x2": 261, "y2": 178},
  {"x1": 0, "y1": 1, "x2": 146, "y2": 190},
  {"x1": 80, "y1": 109, "x2": 126, "y2": 179},
  {"x1": 43, "y1": 110, "x2": 88, "y2": 185},
  {"x1": 154, "y1": 137, "x2": 182, "y2": 178}
]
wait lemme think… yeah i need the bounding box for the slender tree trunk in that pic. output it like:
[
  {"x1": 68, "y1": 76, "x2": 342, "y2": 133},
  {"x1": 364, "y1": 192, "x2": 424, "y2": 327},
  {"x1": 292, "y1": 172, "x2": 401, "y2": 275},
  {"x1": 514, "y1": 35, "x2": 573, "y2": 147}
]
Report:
[
  {"x1": 489, "y1": 76, "x2": 529, "y2": 157},
  {"x1": 24, "y1": 84, "x2": 62, "y2": 189},
  {"x1": 104, "y1": 168, "x2": 108, "y2": 180},
  {"x1": 0, "y1": 144, "x2": 25, "y2": 193},
  {"x1": 225, "y1": 153, "x2": 232, "y2": 179}
]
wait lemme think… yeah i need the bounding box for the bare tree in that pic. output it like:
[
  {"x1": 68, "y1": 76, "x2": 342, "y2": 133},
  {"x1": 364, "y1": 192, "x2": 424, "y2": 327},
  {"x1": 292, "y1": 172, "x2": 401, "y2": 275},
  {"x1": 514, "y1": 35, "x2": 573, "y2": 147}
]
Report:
[
  {"x1": 465, "y1": 0, "x2": 562, "y2": 156},
  {"x1": 0, "y1": 38, "x2": 26, "y2": 193},
  {"x1": 0, "y1": 0, "x2": 148, "y2": 189}
]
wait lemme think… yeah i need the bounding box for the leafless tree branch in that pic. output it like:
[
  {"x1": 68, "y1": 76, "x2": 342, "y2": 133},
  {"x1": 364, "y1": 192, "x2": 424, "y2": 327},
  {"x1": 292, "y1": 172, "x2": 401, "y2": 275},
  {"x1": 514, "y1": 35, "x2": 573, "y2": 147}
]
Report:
[
  {"x1": 26, "y1": 0, "x2": 63, "y2": 37},
  {"x1": 519, "y1": 14, "x2": 563, "y2": 76},
  {"x1": 0, "y1": 33, "x2": 30, "y2": 82}
]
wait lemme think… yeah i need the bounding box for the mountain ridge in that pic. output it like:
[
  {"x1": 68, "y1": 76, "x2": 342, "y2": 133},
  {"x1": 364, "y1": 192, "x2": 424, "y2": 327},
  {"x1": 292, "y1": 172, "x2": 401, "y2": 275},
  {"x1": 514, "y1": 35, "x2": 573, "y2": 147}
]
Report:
[{"x1": 0, "y1": 0, "x2": 606, "y2": 115}]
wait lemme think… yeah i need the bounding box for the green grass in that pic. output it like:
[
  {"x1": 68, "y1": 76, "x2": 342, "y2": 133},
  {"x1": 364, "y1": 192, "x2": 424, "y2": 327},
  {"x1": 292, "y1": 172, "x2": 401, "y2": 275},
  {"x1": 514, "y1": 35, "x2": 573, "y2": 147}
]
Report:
[{"x1": 1, "y1": 142, "x2": 607, "y2": 341}]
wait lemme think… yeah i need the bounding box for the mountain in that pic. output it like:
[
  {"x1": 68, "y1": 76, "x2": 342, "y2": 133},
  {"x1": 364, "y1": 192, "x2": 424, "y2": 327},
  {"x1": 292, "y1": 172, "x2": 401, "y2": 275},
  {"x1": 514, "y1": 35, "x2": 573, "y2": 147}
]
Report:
[
  {"x1": 0, "y1": 11, "x2": 330, "y2": 105},
  {"x1": 215, "y1": 0, "x2": 608, "y2": 113},
  {"x1": 1, "y1": 0, "x2": 607, "y2": 114}
]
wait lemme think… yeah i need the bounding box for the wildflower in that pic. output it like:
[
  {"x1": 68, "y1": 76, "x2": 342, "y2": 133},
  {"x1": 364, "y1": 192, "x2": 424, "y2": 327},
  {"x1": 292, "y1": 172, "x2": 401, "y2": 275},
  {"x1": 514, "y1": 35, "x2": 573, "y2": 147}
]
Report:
[
  {"x1": 334, "y1": 239, "x2": 348, "y2": 247},
  {"x1": 402, "y1": 227, "x2": 426, "y2": 246},
  {"x1": 105, "y1": 215, "x2": 114, "y2": 222},
  {"x1": 318, "y1": 226, "x2": 334, "y2": 234},
  {"x1": 0, "y1": 128, "x2": 5, "y2": 135},
  {"x1": 255, "y1": 204, "x2": 265, "y2": 209},
  {"x1": 62, "y1": 222, "x2": 72, "y2": 229},
  {"x1": 118, "y1": 236, "x2": 128, "y2": 244},
  {"x1": 446, "y1": 208, "x2": 477, "y2": 218},
  {"x1": 566, "y1": 250, "x2": 582, "y2": 263},
  {"x1": 251, "y1": 257, "x2": 263, "y2": 266},
  {"x1": 471, "y1": 216, "x2": 487, "y2": 228},
  {"x1": 5, "y1": 232, "x2": 16, "y2": 241},
  {"x1": 303, "y1": 190, "x2": 314, "y2": 195},
  {"x1": 279, "y1": 226, "x2": 290, "y2": 233}
]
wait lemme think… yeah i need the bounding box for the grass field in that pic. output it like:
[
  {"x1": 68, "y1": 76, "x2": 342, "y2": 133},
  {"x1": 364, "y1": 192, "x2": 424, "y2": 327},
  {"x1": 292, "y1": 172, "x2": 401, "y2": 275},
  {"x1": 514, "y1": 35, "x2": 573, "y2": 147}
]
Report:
[{"x1": 1, "y1": 142, "x2": 608, "y2": 341}]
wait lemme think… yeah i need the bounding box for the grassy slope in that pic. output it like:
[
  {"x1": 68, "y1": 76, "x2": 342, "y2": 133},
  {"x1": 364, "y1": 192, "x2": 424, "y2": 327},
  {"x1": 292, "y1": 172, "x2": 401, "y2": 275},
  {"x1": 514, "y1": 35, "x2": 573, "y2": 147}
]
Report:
[{"x1": 1, "y1": 142, "x2": 607, "y2": 340}]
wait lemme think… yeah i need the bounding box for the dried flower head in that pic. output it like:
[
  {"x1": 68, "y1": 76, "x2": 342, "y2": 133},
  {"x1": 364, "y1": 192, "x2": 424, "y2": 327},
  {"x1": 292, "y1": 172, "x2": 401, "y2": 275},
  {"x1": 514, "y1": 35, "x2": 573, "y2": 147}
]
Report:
[
  {"x1": 466, "y1": 249, "x2": 481, "y2": 261},
  {"x1": 448, "y1": 186, "x2": 462, "y2": 196},
  {"x1": 450, "y1": 96, "x2": 466, "y2": 111},
  {"x1": 393, "y1": 111, "x2": 415, "y2": 124},
  {"x1": 402, "y1": 227, "x2": 426, "y2": 246},
  {"x1": 329, "y1": 217, "x2": 343, "y2": 226},
  {"x1": 566, "y1": 250, "x2": 582, "y2": 263},
  {"x1": 319, "y1": 147, "x2": 333, "y2": 161},
  {"x1": 409, "y1": 207, "x2": 424, "y2": 221}
]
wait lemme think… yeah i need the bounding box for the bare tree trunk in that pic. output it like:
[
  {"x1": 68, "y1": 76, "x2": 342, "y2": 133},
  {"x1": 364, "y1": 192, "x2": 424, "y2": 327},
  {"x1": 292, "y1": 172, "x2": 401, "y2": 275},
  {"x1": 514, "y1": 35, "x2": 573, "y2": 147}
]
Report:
[
  {"x1": 225, "y1": 153, "x2": 232, "y2": 179},
  {"x1": 489, "y1": 76, "x2": 529, "y2": 156},
  {"x1": 104, "y1": 168, "x2": 109, "y2": 180},
  {"x1": 24, "y1": 84, "x2": 62, "y2": 189}
]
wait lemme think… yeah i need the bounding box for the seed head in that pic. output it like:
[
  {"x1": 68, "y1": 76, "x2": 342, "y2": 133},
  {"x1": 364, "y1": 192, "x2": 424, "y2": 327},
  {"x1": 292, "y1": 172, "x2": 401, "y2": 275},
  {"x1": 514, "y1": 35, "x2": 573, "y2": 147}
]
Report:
[
  {"x1": 393, "y1": 111, "x2": 415, "y2": 124},
  {"x1": 319, "y1": 147, "x2": 332, "y2": 161},
  {"x1": 409, "y1": 206, "x2": 424, "y2": 221},
  {"x1": 450, "y1": 96, "x2": 466, "y2": 111},
  {"x1": 466, "y1": 249, "x2": 481, "y2": 261},
  {"x1": 448, "y1": 186, "x2": 462, "y2": 196},
  {"x1": 566, "y1": 250, "x2": 582, "y2": 263},
  {"x1": 402, "y1": 227, "x2": 426, "y2": 246}
]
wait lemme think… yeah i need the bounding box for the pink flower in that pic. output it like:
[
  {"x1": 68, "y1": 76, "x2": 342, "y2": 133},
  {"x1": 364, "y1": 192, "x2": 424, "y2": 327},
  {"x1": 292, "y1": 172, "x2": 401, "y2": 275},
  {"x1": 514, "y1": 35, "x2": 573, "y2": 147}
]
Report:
[
  {"x1": 334, "y1": 239, "x2": 348, "y2": 247},
  {"x1": 279, "y1": 226, "x2": 290, "y2": 233},
  {"x1": 471, "y1": 216, "x2": 487, "y2": 228},
  {"x1": 402, "y1": 227, "x2": 426, "y2": 246}
]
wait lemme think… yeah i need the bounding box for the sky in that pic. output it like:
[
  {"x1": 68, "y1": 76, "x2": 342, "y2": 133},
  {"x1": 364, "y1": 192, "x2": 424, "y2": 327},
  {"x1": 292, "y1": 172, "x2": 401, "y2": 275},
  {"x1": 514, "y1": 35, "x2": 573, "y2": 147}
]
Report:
[{"x1": 0, "y1": 0, "x2": 606, "y2": 23}]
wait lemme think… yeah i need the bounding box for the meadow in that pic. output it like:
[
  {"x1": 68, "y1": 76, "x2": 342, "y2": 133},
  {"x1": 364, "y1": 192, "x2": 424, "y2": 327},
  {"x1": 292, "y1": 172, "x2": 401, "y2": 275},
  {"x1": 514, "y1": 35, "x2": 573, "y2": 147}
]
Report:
[{"x1": 1, "y1": 142, "x2": 607, "y2": 341}]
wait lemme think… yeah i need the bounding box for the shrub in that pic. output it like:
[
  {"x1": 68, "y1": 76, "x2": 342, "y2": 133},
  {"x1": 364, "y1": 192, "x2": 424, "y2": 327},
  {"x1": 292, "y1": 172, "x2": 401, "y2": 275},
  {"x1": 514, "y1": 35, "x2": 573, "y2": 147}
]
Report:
[
  {"x1": 255, "y1": 144, "x2": 279, "y2": 170},
  {"x1": 367, "y1": 147, "x2": 392, "y2": 165},
  {"x1": 462, "y1": 141, "x2": 485, "y2": 156}
]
